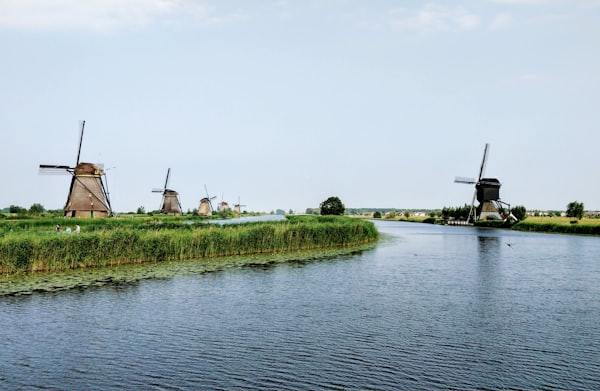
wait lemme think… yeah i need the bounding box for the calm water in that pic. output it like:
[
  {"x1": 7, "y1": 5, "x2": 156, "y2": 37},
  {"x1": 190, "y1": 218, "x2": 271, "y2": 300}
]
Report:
[{"x1": 1, "y1": 220, "x2": 599, "y2": 390}]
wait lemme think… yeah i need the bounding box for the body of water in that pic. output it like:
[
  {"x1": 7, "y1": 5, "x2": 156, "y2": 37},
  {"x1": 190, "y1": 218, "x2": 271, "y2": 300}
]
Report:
[{"x1": 1, "y1": 220, "x2": 599, "y2": 390}]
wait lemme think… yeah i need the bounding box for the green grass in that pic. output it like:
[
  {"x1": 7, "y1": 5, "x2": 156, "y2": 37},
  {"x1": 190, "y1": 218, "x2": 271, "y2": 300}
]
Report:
[
  {"x1": 0, "y1": 215, "x2": 379, "y2": 274},
  {"x1": 512, "y1": 217, "x2": 600, "y2": 235}
]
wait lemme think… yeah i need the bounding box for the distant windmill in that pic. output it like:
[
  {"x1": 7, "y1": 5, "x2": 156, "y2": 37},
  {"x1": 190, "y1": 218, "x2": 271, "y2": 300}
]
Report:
[
  {"x1": 152, "y1": 168, "x2": 182, "y2": 215},
  {"x1": 39, "y1": 120, "x2": 113, "y2": 218},
  {"x1": 198, "y1": 185, "x2": 216, "y2": 216},
  {"x1": 454, "y1": 143, "x2": 512, "y2": 222},
  {"x1": 217, "y1": 193, "x2": 230, "y2": 212},
  {"x1": 234, "y1": 197, "x2": 246, "y2": 213}
]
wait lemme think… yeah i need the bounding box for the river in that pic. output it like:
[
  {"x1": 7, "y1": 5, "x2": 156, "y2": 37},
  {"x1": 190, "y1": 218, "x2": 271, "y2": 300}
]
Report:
[{"x1": 1, "y1": 220, "x2": 599, "y2": 390}]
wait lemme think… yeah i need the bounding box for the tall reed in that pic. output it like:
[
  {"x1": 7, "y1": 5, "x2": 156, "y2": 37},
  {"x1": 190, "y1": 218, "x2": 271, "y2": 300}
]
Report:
[{"x1": 0, "y1": 216, "x2": 378, "y2": 273}]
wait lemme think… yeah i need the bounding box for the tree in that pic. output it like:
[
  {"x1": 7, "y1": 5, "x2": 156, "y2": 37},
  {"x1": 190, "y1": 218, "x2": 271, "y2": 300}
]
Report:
[
  {"x1": 9, "y1": 205, "x2": 27, "y2": 214},
  {"x1": 511, "y1": 205, "x2": 527, "y2": 221},
  {"x1": 373, "y1": 211, "x2": 382, "y2": 218},
  {"x1": 320, "y1": 196, "x2": 345, "y2": 216},
  {"x1": 136, "y1": 206, "x2": 146, "y2": 214},
  {"x1": 29, "y1": 203, "x2": 45, "y2": 215},
  {"x1": 566, "y1": 201, "x2": 584, "y2": 220}
]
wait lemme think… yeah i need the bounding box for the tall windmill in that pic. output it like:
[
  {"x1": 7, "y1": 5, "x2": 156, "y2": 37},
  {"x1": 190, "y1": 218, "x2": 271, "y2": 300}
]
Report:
[
  {"x1": 454, "y1": 143, "x2": 510, "y2": 222},
  {"x1": 39, "y1": 120, "x2": 113, "y2": 218},
  {"x1": 152, "y1": 168, "x2": 182, "y2": 215},
  {"x1": 234, "y1": 197, "x2": 246, "y2": 213},
  {"x1": 198, "y1": 185, "x2": 216, "y2": 216}
]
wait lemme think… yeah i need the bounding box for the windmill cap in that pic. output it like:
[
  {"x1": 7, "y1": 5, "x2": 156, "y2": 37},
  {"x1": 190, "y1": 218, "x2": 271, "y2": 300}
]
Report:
[{"x1": 75, "y1": 162, "x2": 104, "y2": 175}]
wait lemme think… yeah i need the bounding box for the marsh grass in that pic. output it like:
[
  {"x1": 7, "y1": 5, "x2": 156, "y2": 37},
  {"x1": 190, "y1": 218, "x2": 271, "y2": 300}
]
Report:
[{"x1": 0, "y1": 216, "x2": 378, "y2": 274}]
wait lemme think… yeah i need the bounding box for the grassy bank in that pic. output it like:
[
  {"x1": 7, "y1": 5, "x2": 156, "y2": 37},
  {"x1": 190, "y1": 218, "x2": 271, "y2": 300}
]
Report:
[
  {"x1": 511, "y1": 217, "x2": 600, "y2": 236},
  {"x1": 0, "y1": 215, "x2": 378, "y2": 274}
]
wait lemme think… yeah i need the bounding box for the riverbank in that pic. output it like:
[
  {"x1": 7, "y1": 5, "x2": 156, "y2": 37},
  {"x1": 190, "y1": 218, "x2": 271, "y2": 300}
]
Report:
[
  {"x1": 466, "y1": 216, "x2": 600, "y2": 236},
  {"x1": 0, "y1": 215, "x2": 379, "y2": 274},
  {"x1": 511, "y1": 217, "x2": 600, "y2": 235}
]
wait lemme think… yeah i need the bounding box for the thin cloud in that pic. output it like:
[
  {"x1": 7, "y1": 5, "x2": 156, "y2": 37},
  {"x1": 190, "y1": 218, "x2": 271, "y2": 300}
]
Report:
[
  {"x1": 0, "y1": 0, "x2": 215, "y2": 32},
  {"x1": 490, "y1": 12, "x2": 515, "y2": 29},
  {"x1": 390, "y1": 4, "x2": 481, "y2": 33}
]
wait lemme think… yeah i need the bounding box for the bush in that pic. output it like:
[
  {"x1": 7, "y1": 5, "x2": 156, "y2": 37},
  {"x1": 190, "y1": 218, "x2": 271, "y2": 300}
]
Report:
[{"x1": 511, "y1": 205, "x2": 527, "y2": 221}]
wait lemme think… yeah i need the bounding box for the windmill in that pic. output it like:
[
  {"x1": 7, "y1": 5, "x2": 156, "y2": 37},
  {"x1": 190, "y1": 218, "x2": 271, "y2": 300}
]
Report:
[
  {"x1": 217, "y1": 193, "x2": 230, "y2": 211},
  {"x1": 234, "y1": 197, "x2": 246, "y2": 213},
  {"x1": 152, "y1": 168, "x2": 182, "y2": 215},
  {"x1": 39, "y1": 120, "x2": 113, "y2": 218},
  {"x1": 198, "y1": 185, "x2": 216, "y2": 216},
  {"x1": 454, "y1": 143, "x2": 511, "y2": 222}
]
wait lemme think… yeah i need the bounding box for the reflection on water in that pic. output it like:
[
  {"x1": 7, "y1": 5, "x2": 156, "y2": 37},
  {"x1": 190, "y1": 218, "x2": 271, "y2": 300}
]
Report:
[{"x1": 1, "y1": 221, "x2": 599, "y2": 390}]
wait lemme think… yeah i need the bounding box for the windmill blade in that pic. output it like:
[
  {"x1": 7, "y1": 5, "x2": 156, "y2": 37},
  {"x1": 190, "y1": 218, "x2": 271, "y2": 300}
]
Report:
[
  {"x1": 478, "y1": 143, "x2": 490, "y2": 180},
  {"x1": 152, "y1": 188, "x2": 164, "y2": 193},
  {"x1": 76, "y1": 120, "x2": 85, "y2": 166},
  {"x1": 164, "y1": 168, "x2": 171, "y2": 190},
  {"x1": 454, "y1": 176, "x2": 476, "y2": 184},
  {"x1": 468, "y1": 189, "x2": 477, "y2": 222},
  {"x1": 39, "y1": 164, "x2": 72, "y2": 175}
]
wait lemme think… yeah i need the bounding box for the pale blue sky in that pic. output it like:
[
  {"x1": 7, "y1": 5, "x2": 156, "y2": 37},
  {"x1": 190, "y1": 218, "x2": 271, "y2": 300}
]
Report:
[{"x1": 1, "y1": 0, "x2": 598, "y2": 213}]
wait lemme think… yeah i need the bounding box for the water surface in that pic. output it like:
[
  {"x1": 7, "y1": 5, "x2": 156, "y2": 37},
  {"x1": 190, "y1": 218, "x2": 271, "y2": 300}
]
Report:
[{"x1": 1, "y1": 220, "x2": 599, "y2": 390}]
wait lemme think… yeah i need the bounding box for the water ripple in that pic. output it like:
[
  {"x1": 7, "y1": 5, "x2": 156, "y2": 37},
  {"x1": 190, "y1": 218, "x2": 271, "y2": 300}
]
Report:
[{"x1": 2, "y1": 222, "x2": 600, "y2": 390}]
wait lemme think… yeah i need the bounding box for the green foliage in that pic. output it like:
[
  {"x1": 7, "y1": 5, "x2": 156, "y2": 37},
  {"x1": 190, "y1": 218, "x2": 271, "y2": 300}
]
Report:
[
  {"x1": 0, "y1": 215, "x2": 378, "y2": 274},
  {"x1": 513, "y1": 220, "x2": 600, "y2": 235},
  {"x1": 9, "y1": 205, "x2": 27, "y2": 214},
  {"x1": 441, "y1": 204, "x2": 472, "y2": 221},
  {"x1": 136, "y1": 206, "x2": 146, "y2": 214},
  {"x1": 216, "y1": 208, "x2": 235, "y2": 219},
  {"x1": 566, "y1": 201, "x2": 584, "y2": 220},
  {"x1": 373, "y1": 211, "x2": 382, "y2": 219},
  {"x1": 320, "y1": 196, "x2": 345, "y2": 216},
  {"x1": 511, "y1": 205, "x2": 527, "y2": 221},
  {"x1": 475, "y1": 220, "x2": 511, "y2": 229},
  {"x1": 29, "y1": 203, "x2": 45, "y2": 215}
]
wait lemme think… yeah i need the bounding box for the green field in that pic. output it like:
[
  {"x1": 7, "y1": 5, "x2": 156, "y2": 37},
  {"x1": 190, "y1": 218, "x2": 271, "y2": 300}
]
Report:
[
  {"x1": 511, "y1": 216, "x2": 600, "y2": 236},
  {"x1": 0, "y1": 215, "x2": 379, "y2": 274}
]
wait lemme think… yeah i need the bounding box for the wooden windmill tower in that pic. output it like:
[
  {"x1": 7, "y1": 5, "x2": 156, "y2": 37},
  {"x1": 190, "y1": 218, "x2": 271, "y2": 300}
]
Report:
[
  {"x1": 454, "y1": 143, "x2": 511, "y2": 222},
  {"x1": 234, "y1": 197, "x2": 246, "y2": 213},
  {"x1": 152, "y1": 168, "x2": 182, "y2": 215},
  {"x1": 198, "y1": 185, "x2": 216, "y2": 216},
  {"x1": 39, "y1": 120, "x2": 113, "y2": 218}
]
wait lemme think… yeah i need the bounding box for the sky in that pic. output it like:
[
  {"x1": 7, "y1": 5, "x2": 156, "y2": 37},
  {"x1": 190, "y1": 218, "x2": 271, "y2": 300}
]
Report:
[{"x1": 1, "y1": 0, "x2": 599, "y2": 214}]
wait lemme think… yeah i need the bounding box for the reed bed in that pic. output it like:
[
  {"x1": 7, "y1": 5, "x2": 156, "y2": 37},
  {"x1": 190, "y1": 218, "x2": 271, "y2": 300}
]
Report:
[{"x1": 0, "y1": 216, "x2": 379, "y2": 274}]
